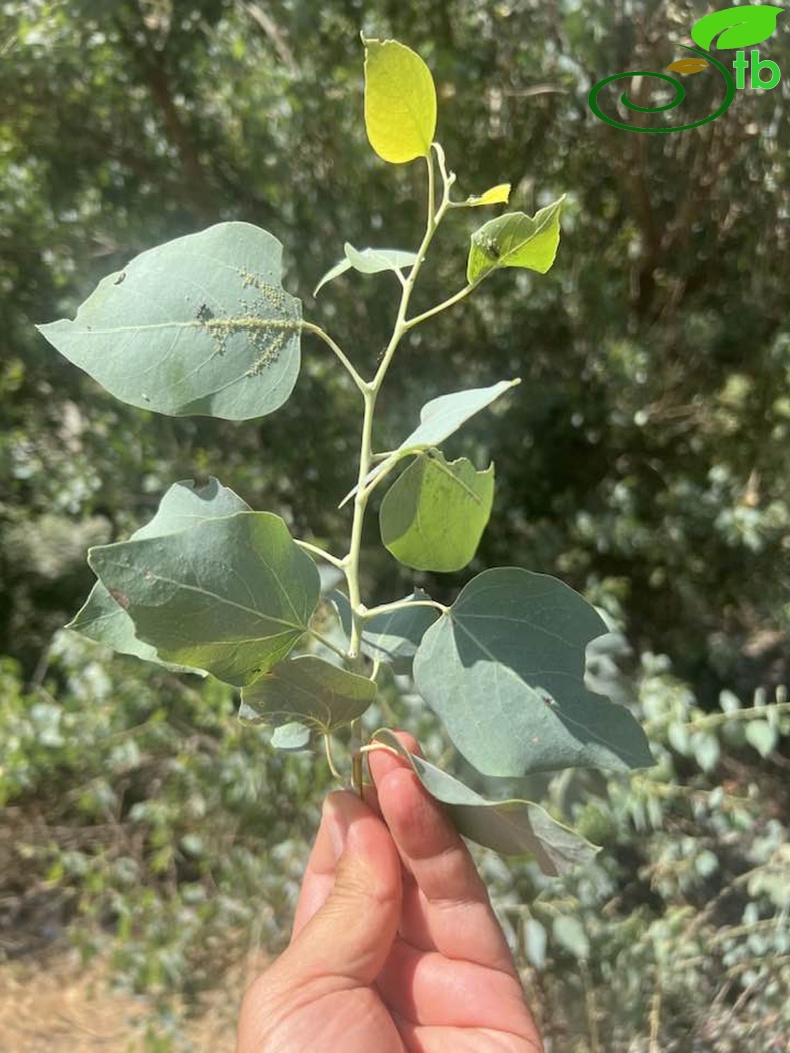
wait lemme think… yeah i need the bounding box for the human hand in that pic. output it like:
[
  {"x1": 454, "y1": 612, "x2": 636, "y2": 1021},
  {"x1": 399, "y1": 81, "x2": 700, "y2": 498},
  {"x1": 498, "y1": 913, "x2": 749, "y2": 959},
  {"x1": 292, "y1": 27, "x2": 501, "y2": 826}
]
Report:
[{"x1": 236, "y1": 730, "x2": 543, "y2": 1052}]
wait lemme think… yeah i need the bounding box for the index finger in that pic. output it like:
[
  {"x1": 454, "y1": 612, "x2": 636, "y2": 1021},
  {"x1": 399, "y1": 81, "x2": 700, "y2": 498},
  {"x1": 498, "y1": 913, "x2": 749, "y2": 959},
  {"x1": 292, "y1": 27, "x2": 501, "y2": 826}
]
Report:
[{"x1": 367, "y1": 730, "x2": 515, "y2": 972}]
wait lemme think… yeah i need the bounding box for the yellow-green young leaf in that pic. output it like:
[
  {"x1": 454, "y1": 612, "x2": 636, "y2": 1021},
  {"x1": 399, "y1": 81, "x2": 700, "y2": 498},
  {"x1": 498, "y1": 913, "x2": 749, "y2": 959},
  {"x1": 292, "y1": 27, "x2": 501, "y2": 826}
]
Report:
[
  {"x1": 364, "y1": 38, "x2": 437, "y2": 163},
  {"x1": 379, "y1": 451, "x2": 494, "y2": 572},
  {"x1": 465, "y1": 183, "x2": 512, "y2": 207},
  {"x1": 467, "y1": 195, "x2": 566, "y2": 283}
]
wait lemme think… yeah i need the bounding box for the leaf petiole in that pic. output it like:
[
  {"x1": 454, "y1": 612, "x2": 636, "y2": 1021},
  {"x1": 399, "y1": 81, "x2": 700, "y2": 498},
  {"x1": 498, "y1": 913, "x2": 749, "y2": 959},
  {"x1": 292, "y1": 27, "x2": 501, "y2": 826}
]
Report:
[
  {"x1": 323, "y1": 732, "x2": 342, "y2": 781},
  {"x1": 300, "y1": 320, "x2": 369, "y2": 394}
]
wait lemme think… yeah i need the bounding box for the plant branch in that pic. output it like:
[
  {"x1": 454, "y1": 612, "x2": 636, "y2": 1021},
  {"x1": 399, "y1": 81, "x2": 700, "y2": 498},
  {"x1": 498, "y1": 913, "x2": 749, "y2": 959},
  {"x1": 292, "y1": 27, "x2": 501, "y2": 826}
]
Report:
[
  {"x1": 404, "y1": 280, "x2": 480, "y2": 330},
  {"x1": 342, "y1": 144, "x2": 456, "y2": 658}
]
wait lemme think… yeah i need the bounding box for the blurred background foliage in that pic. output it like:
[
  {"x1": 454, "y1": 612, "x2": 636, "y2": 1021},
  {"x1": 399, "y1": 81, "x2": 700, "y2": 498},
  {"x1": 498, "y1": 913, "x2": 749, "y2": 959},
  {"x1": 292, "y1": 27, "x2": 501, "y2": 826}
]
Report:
[{"x1": 1, "y1": 0, "x2": 788, "y2": 1049}]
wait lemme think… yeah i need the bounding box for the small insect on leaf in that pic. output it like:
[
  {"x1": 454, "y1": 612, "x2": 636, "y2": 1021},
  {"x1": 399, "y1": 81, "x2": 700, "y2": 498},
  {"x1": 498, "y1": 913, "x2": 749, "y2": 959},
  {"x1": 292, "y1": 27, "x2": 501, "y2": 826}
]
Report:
[
  {"x1": 666, "y1": 58, "x2": 710, "y2": 75},
  {"x1": 479, "y1": 234, "x2": 501, "y2": 260}
]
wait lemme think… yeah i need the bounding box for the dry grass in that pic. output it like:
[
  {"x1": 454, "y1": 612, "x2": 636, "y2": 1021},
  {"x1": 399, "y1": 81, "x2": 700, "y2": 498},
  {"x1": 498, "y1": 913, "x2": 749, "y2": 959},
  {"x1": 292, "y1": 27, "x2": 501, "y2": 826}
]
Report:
[{"x1": 0, "y1": 945, "x2": 272, "y2": 1052}]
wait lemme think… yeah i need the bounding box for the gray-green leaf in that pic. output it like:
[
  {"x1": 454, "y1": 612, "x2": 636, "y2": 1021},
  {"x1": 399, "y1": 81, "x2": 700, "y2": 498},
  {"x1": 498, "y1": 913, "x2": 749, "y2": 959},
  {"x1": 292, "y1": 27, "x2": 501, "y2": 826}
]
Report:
[
  {"x1": 413, "y1": 567, "x2": 654, "y2": 777},
  {"x1": 68, "y1": 477, "x2": 250, "y2": 672},
  {"x1": 552, "y1": 915, "x2": 590, "y2": 959},
  {"x1": 88, "y1": 510, "x2": 320, "y2": 686},
  {"x1": 314, "y1": 243, "x2": 418, "y2": 295},
  {"x1": 341, "y1": 379, "x2": 519, "y2": 506},
  {"x1": 372, "y1": 729, "x2": 600, "y2": 875},
  {"x1": 745, "y1": 720, "x2": 777, "y2": 758},
  {"x1": 241, "y1": 655, "x2": 377, "y2": 731},
  {"x1": 38, "y1": 222, "x2": 302, "y2": 421},
  {"x1": 331, "y1": 589, "x2": 439, "y2": 673}
]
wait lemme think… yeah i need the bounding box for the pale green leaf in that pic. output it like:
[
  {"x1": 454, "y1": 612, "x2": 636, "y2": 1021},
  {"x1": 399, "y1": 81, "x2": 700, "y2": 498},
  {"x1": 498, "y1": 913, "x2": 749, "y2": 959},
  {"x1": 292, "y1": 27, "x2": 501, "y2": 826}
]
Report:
[
  {"x1": 668, "y1": 721, "x2": 691, "y2": 755},
  {"x1": 719, "y1": 689, "x2": 741, "y2": 713},
  {"x1": 364, "y1": 37, "x2": 437, "y2": 163},
  {"x1": 467, "y1": 197, "x2": 565, "y2": 283},
  {"x1": 552, "y1": 915, "x2": 590, "y2": 959},
  {"x1": 241, "y1": 655, "x2": 377, "y2": 731},
  {"x1": 340, "y1": 379, "x2": 519, "y2": 506},
  {"x1": 695, "y1": 849, "x2": 719, "y2": 878},
  {"x1": 271, "y1": 722, "x2": 312, "y2": 749},
  {"x1": 465, "y1": 183, "x2": 511, "y2": 207},
  {"x1": 691, "y1": 6, "x2": 783, "y2": 50},
  {"x1": 413, "y1": 567, "x2": 654, "y2": 777},
  {"x1": 313, "y1": 257, "x2": 353, "y2": 297},
  {"x1": 331, "y1": 589, "x2": 439, "y2": 672},
  {"x1": 379, "y1": 451, "x2": 494, "y2": 572},
  {"x1": 525, "y1": 918, "x2": 548, "y2": 969},
  {"x1": 313, "y1": 244, "x2": 419, "y2": 296},
  {"x1": 692, "y1": 732, "x2": 720, "y2": 772},
  {"x1": 372, "y1": 729, "x2": 600, "y2": 875},
  {"x1": 745, "y1": 720, "x2": 778, "y2": 757},
  {"x1": 38, "y1": 223, "x2": 302, "y2": 421},
  {"x1": 88, "y1": 510, "x2": 320, "y2": 686},
  {"x1": 344, "y1": 243, "x2": 419, "y2": 274},
  {"x1": 68, "y1": 477, "x2": 250, "y2": 672},
  {"x1": 237, "y1": 708, "x2": 313, "y2": 749}
]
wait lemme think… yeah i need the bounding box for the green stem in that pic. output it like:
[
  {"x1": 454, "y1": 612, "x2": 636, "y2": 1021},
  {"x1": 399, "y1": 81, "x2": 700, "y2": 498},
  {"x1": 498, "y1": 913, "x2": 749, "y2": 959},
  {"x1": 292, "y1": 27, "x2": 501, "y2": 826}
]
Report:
[
  {"x1": 342, "y1": 145, "x2": 455, "y2": 658},
  {"x1": 404, "y1": 280, "x2": 479, "y2": 330},
  {"x1": 301, "y1": 320, "x2": 368, "y2": 394}
]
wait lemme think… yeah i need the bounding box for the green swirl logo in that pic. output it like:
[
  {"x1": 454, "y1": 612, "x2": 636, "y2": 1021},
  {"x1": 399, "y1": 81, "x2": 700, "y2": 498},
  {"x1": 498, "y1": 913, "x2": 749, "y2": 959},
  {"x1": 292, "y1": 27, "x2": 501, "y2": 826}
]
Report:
[{"x1": 588, "y1": 4, "x2": 782, "y2": 133}]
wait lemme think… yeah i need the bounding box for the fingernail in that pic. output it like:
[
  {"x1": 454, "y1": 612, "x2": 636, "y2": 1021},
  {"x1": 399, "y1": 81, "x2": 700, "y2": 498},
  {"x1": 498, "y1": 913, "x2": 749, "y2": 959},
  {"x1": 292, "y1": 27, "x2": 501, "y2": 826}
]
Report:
[{"x1": 325, "y1": 795, "x2": 349, "y2": 861}]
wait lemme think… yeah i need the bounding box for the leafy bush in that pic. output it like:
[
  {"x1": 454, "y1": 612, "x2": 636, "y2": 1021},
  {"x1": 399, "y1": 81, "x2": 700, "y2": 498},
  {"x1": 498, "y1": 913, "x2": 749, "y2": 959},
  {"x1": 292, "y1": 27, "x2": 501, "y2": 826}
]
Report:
[
  {"x1": 0, "y1": 630, "x2": 331, "y2": 1006},
  {"x1": 2, "y1": 632, "x2": 788, "y2": 1050}
]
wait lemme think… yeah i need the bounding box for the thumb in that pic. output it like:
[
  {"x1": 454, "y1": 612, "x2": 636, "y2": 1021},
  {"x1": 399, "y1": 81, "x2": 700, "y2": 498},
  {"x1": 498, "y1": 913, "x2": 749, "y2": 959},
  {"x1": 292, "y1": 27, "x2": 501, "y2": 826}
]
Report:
[{"x1": 283, "y1": 790, "x2": 402, "y2": 985}]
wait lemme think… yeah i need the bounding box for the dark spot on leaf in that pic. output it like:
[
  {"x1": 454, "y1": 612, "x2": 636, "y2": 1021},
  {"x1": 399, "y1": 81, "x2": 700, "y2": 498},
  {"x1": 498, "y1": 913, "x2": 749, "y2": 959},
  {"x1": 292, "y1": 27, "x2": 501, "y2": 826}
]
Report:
[
  {"x1": 196, "y1": 301, "x2": 214, "y2": 321},
  {"x1": 109, "y1": 588, "x2": 130, "y2": 610}
]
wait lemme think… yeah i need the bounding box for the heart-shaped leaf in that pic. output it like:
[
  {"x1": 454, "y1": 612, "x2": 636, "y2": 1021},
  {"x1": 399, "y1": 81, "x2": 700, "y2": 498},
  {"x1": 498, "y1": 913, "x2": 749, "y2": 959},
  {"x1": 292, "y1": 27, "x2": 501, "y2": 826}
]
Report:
[
  {"x1": 68, "y1": 477, "x2": 250, "y2": 672},
  {"x1": 240, "y1": 655, "x2": 377, "y2": 731},
  {"x1": 691, "y1": 5, "x2": 782, "y2": 50},
  {"x1": 364, "y1": 37, "x2": 437, "y2": 163},
  {"x1": 467, "y1": 197, "x2": 565, "y2": 283},
  {"x1": 38, "y1": 222, "x2": 302, "y2": 421},
  {"x1": 340, "y1": 379, "x2": 519, "y2": 506},
  {"x1": 379, "y1": 451, "x2": 494, "y2": 572},
  {"x1": 371, "y1": 729, "x2": 600, "y2": 875},
  {"x1": 314, "y1": 244, "x2": 419, "y2": 296},
  {"x1": 88, "y1": 510, "x2": 320, "y2": 686},
  {"x1": 413, "y1": 567, "x2": 654, "y2": 777}
]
